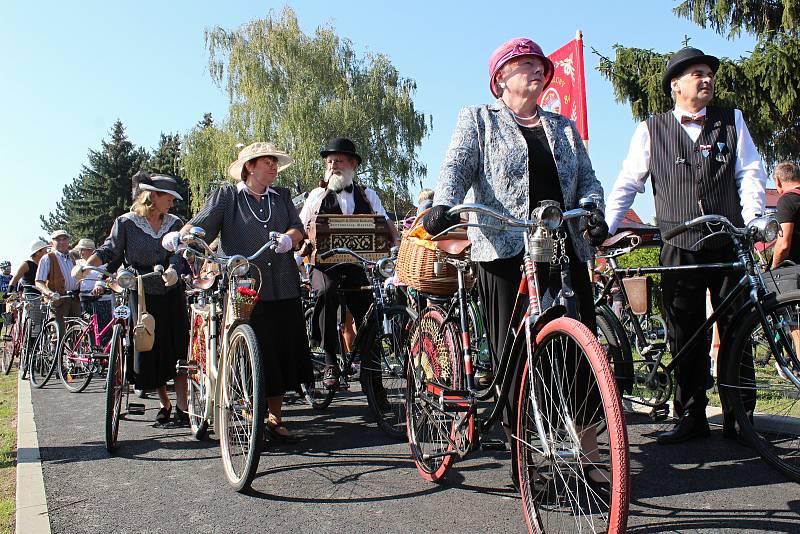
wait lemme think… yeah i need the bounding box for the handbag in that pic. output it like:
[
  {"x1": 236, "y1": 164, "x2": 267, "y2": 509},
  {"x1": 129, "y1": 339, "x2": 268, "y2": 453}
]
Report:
[
  {"x1": 764, "y1": 262, "x2": 800, "y2": 294},
  {"x1": 132, "y1": 276, "x2": 156, "y2": 352}
]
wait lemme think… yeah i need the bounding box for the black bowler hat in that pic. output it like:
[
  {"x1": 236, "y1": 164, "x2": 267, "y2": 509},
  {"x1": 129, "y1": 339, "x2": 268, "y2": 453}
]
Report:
[
  {"x1": 320, "y1": 137, "x2": 362, "y2": 165},
  {"x1": 661, "y1": 47, "x2": 720, "y2": 96}
]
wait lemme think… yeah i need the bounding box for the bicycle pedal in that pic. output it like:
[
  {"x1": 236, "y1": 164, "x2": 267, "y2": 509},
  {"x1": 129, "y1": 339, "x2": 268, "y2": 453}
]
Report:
[
  {"x1": 649, "y1": 405, "x2": 670, "y2": 422},
  {"x1": 479, "y1": 438, "x2": 507, "y2": 451},
  {"x1": 127, "y1": 403, "x2": 146, "y2": 416}
]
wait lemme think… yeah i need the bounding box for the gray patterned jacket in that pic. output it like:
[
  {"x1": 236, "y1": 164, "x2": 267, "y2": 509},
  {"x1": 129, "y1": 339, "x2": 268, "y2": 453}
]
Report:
[{"x1": 434, "y1": 99, "x2": 604, "y2": 263}]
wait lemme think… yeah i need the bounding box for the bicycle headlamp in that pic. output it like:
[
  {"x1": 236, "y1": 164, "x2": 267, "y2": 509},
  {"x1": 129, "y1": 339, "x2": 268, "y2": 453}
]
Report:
[
  {"x1": 531, "y1": 201, "x2": 562, "y2": 231},
  {"x1": 376, "y1": 258, "x2": 396, "y2": 279},
  {"x1": 116, "y1": 270, "x2": 136, "y2": 290},
  {"x1": 227, "y1": 255, "x2": 250, "y2": 277},
  {"x1": 747, "y1": 216, "x2": 779, "y2": 242}
]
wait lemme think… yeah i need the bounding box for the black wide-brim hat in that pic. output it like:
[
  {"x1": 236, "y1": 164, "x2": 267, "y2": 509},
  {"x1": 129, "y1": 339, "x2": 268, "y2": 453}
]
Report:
[
  {"x1": 661, "y1": 47, "x2": 720, "y2": 96},
  {"x1": 320, "y1": 137, "x2": 362, "y2": 165}
]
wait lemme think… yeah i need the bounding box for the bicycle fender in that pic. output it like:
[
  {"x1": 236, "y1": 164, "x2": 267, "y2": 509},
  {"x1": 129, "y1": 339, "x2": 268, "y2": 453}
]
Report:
[
  {"x1": 717, "y1": 291, "x2": 781, "y2": 372},
  {"x1": 528, "y1": 305, "x2": 567, "y2": 341}
]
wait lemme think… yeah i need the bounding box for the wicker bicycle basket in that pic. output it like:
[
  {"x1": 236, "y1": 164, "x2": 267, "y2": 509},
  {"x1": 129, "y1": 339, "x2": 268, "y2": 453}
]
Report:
[
  {"x1": 230, "y1": 277, "x2": 259, "y2": 321},
  {"x1": 396, "y1": 209, "x2": 474, "y2": 296}
]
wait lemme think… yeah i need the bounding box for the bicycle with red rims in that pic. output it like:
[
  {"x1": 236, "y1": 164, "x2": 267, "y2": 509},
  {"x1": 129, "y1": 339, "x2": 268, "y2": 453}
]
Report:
[{"x1": 405, "y1": 200, "x2": 629, "y2": 534}]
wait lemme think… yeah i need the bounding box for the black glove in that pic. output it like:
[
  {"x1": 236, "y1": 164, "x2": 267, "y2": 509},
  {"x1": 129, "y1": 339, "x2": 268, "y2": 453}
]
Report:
[
  {"x1": 581, "y1": 208, "x2": 609, "y2": 247},
  {"x1": 423, "y1": 205, "x2": 460, "y2": 236}
]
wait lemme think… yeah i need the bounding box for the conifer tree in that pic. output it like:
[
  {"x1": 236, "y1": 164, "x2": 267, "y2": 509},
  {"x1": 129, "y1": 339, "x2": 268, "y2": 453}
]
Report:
[{"x1": 146, "y1": 133, "x2": 192, "y2": 221}]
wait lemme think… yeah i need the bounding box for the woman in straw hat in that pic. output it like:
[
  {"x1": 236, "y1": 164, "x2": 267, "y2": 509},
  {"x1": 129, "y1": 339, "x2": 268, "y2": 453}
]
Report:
[
  {"x1": 77, "y1": 171, "x2": 190, "y2": 427},
  {"x1": 163, "y1": 141, "x2": 312, "y2": 443}
]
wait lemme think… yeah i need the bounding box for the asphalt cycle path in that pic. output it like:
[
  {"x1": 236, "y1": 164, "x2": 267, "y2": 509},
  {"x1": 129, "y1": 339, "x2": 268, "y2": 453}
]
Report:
[{"x1": 28, "y1": 378, "x2": 800, "y2": 533}]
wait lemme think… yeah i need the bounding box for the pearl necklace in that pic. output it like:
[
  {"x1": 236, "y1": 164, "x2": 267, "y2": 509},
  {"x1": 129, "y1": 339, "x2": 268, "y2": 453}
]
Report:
[
  {"x1": 510, "y1": 108, "x2": 539, "y2": 121},
  {"x1": 242, "y1": 189, "x2": 273, "y2": 224}
]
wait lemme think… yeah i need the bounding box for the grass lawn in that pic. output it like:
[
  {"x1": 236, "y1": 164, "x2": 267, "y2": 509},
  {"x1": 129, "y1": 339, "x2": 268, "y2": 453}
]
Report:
[{"x1": 0, "y1": 371, "x2": 16, "y2": 534}]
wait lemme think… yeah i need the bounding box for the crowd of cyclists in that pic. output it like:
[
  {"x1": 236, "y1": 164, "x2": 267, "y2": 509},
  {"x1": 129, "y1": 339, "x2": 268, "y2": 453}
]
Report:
[{"x1": 2, "y1": 37, "x2": 799, "y2": 533}]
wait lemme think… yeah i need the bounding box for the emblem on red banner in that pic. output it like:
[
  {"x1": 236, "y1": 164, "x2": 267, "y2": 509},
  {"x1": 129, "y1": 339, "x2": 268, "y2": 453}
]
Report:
[{"x1": 538, "y1": 31, "x2": 589, "y2": 142}]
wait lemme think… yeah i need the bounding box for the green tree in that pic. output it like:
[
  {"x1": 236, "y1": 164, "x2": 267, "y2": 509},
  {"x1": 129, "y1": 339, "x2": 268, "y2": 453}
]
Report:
[
  {"x1": 146, "y1": 133, "x2": 192, "y2": 221},
  {"x1": 595, "y1": 0, "x2": 800, "y2": 167},
  {"x1": 41, "y1": 121, "x2": 148, "y2": 244},
  {"x1": 182, "y1": 115, "x2": 235, "y2": 213},
  {"x1": 184, "y1": 6, "x2": 430, "y2": 213}
]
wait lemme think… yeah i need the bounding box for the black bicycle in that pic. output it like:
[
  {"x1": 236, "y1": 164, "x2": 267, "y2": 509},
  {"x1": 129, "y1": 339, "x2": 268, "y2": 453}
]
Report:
[
  {"x1": 601, "y1": 213, "x2": 800, "y2": 482},
  {"x1": 304, "y1": 247, "x2": 416, "y2": 439}
]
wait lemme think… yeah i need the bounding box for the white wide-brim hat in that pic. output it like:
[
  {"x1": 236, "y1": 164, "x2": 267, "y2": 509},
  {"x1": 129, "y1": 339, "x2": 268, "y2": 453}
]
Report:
[
  {"x1": 30, "y1": 239, "x2": 49, "y2": 255},
  {"x1": 137, "y1": 174, "x2": 184, "y2": 200},
  {"x1": 50, "y1": 229, "x2": 70, "y2": 240},
  {"x1": 228, "y1": 141, "x2": 293, "y2": 180}
]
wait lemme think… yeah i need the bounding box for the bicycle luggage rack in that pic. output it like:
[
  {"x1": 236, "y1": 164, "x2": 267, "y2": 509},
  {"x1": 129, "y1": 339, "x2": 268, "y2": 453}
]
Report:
[{"x1": 420, "y1": 384, "x2": 474, "y2": 413}]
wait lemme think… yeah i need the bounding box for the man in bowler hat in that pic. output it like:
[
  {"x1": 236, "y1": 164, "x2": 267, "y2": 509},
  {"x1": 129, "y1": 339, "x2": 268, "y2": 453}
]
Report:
[
  {"x1": 299, "y1": 138, "x2": 400, "y2": 390},
  {"x1": 605, "y1": 47, "x2": 767, "y2": 444}
]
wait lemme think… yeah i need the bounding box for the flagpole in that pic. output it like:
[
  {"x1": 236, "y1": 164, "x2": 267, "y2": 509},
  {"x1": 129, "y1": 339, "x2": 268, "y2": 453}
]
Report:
[{"x1": 575, "y1": 29, "x2": 589, "y2": 150}]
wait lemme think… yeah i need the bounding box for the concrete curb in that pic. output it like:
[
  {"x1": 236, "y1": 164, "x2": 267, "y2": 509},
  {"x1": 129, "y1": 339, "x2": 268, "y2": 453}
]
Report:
[{"x1": 16, "y1": 375, "x2": 51, "y2": 534}]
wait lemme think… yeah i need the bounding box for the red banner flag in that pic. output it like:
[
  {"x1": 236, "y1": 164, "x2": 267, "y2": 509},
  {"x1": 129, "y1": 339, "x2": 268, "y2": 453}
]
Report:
[{"x1": 538, "y1": 31, "x2": 589, "y2": 141}]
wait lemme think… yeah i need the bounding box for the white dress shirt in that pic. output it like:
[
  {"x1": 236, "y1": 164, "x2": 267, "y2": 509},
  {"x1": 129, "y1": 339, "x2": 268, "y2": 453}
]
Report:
[
  {"x1": 605, "y1": 105, "x2": 767, "y2": 234},
  {"x1": 35, "y1": 251, "x2": 79, "y2": 292}
]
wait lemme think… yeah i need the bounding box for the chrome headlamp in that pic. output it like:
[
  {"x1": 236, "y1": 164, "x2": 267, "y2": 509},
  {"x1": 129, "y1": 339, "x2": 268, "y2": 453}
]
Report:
[
  {"x1": 747, "y1": 216, "x2": 779, "y2": 243},
  {"x1": 227, "y1": 255, "x2": 250, "y2": 277},
  {"x1": 531, "y1": 200, "x2": 563, "y2": 231},
  {"x1": 376, "y1": 257, "x2": 396, "y2": 279},
  {"x1": 116, "y1": 270, "x2": 136, "y2": 290}
]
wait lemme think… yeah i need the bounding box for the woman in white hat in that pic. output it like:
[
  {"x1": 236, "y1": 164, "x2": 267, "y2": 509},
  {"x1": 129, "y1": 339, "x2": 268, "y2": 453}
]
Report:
[
  {"x1": 77, "y1": 171, "x2": 190, "y2": 428},
  {"x1": 10, "y1": 239, "x2": 50, "y2": 295},
  {"x1": 74, "y1": 238, "x2": 114, "y2": 345},
  {"x1": 163, "y1": 141, "x2": 312, "y2": 442}
]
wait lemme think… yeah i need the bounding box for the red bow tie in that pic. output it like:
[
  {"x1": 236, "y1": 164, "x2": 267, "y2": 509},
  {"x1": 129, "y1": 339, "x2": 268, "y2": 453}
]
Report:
[{"x1": 680, "y1": 115, "x2": 706, "y2": 126}]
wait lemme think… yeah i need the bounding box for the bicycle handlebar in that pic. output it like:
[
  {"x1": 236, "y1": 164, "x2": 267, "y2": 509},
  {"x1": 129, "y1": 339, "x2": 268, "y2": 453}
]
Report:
[{"x1": 661, "y1": 214, "x2": 741, "y2": 241}]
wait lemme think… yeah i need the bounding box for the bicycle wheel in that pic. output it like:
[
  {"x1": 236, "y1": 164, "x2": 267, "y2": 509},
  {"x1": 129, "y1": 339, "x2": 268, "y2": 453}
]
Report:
[
  {"x1": 19, "y1": 318, "x2": 32, "y2": 380},
  {"x1": 596, "y1": 305, "x2": 634, "y2": 398},
  {"x1": 59, "y1": 322, "x2": 94, "y2": 393},
  {"x1": 302, "y1": 308, "x2": 335, "y2": 410},
  {"x1": 30, "y1": 319, "x2": 60, "y2": 388},
  {"x1": 362, "y1": 305, "x2": 416, "y2": 439},
  {"x1": 1, "y1": 318, "x2": 17, "y2": 374},
  {"x1": 187, "y1": 313, "x2": 210, "y2": 440},
  {"x1": 105, "y1": 324, "x2": 125, "y2": 453},
  {"x1": 517, "y1": 317, "x2": 629, "y2": 534},
  {"x1": 719, "y1": 292, "x2": 800, "y2": 482},
  {"x1": 406, "y1": 306, "x2": 474, "y2": 482},
  {"x1": 218, "y1": 323, "x2": 265, "y2": 492}
]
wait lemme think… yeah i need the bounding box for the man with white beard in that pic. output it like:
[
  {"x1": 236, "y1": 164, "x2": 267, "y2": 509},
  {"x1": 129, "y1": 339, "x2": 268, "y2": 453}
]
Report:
[{"x1": 299, "y1": 138, "x2": 400, "y2": 391}]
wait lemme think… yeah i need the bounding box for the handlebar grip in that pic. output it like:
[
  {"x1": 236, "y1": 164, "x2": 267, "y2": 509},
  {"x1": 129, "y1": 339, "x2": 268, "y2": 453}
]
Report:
[
  {"x1": 662, "y1": 223, "x2": 688, "y2": 241},
  {"x1": 320, "y1": 249, "x2": 336, "y2": 260}
]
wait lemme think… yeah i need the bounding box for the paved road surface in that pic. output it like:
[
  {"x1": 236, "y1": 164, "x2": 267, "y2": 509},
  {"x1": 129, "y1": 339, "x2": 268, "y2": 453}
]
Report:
[{"x1": 29, "y1": 379, "x2": 800, "y2": 533}]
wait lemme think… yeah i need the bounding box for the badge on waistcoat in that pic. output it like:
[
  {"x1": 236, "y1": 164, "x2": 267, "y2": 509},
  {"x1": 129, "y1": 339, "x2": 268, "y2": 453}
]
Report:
[
  {"x1": 715, "y1": 142, "x2": 728, "y2": 163},
  {"x1": 698, "y1": 144, "x2": 712, "y2": 158}
]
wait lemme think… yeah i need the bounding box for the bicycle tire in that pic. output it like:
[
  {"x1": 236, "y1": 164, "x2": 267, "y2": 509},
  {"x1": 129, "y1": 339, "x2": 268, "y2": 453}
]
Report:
[
  {"x1": 58, "y1": 322, "x2": 94, "y2": 393},
  {"x1": 719, "y1": 292, "x2": 800, "y2": 482},
  {"x1": 30, "y1": 319, "x2": 60, "y2": 388},
  {"x1": 302, "y1": 308, "x2": 335, "y2": 410},
  {"x1": 19, "y1": 318, "x2": 32, "y2": 380},
  {"x1": 517, "y1": 317, "x2": 629, "y2": 534},
  {"x1": 105, "y1": 325, "x2": 125, "y2": 453},
  {"x1": 187, "y1": 313, "x2": 210, "y2": 440},
  {"x1": 218, "y1": 323, "x2": 265, "y2": 492},
  {"x1": 406, "y1": 306, "x2": 474, "y2": 482},
  {"x1": 1, "y1": 318, "x2": 17, "y2": 374},
  {"x1": 361, "y1": 305, "x2": 416, "y2": 439},
  {"x1": 596, "y1": 305, "x2": 634, "y2": 397}
]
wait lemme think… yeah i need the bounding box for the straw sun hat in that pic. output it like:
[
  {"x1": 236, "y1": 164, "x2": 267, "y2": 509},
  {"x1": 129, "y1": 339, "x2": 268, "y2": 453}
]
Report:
[{"x1": 228, "y1": 142, "x2": 294, "y2": 180}]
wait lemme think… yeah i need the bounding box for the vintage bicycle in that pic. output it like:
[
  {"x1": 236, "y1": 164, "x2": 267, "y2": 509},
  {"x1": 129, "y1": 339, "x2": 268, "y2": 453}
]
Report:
[
  {"x1": 177, "y1": 228, "x2": 279, "y2": 492},
  {"x1": 405, "y1": 200, "x2": 629, "y2": 534},
  {"x1": 600, "y1": 213, "x2": 800, "y2": 482},
  {"x1": 28, "y1": 294, "x2": 66, "y2": 388},
  {"x1": 303, "y1": 246, "x2": 416, "y2": 439}
]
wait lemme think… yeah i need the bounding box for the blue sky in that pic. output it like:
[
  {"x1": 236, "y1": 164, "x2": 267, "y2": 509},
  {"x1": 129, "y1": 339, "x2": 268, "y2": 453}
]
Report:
[{"x1": 0, "y1": 1, "x2": 759, "y2": 265}]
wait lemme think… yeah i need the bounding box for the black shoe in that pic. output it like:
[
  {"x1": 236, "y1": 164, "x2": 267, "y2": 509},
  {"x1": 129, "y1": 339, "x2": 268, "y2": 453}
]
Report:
[
  {"x1": 265, "y1": 423, "x2": 300, "y2": 444},
  {"x1": 583, "y1": 467, "x2": 611, "y2": 506},
  {"x1": 164, "y1": 407, "x2": 190, "y2": 428},
  {"x1": 156, "y1": 405, "x2": 172, "y2": 425},
  {"x1": 656, "y1": 413, "x2": 710, "y2": 445}
]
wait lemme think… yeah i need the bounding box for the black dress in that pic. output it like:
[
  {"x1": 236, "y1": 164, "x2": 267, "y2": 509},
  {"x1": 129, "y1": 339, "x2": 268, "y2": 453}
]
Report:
[
  {"x1": 96, "y1": 212, "x2": 189, "y2": 390},
  {"x1": 190, "y1": 183, "x2": 312, "y2": 397}
]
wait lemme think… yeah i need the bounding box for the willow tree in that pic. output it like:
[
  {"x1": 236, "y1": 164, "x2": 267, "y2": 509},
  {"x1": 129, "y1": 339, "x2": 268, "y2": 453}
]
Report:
[
  {"x1": 596, "y1": 0, "x2": 800, "y2": 167},
  {"x1": 183, "y1": 7, "x2": 430, "y2": 215}
]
